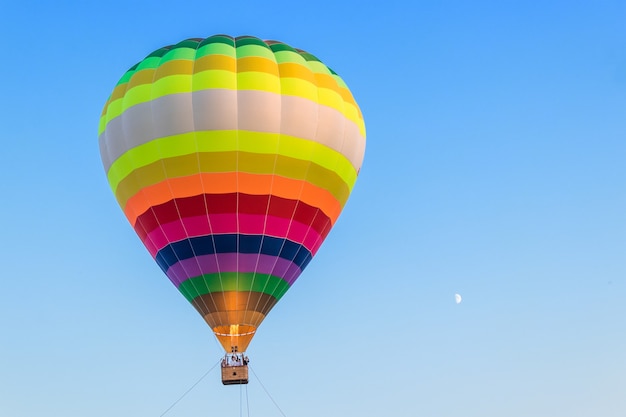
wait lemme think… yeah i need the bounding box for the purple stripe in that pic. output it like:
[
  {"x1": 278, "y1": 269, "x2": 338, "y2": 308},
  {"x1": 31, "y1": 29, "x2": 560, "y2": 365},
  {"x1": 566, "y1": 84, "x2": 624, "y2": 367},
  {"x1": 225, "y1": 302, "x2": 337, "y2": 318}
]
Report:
[{"x1": 166, "y1": 253, "x2": 303, "y2": 287}]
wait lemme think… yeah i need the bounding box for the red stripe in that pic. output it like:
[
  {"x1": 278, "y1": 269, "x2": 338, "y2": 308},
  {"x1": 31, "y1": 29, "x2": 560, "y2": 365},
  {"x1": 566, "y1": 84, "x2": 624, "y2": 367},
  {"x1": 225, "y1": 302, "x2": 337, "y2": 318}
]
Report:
[{"x1": 133, "y1": 193, "x2": 331, "y2": 241}]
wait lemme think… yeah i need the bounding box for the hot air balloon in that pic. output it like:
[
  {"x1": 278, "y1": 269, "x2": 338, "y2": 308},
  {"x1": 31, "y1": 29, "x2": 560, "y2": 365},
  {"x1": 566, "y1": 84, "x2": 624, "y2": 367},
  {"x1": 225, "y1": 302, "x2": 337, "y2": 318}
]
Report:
[{"x1": 98, "y1": 35, "x2": 365, "y2": 384}]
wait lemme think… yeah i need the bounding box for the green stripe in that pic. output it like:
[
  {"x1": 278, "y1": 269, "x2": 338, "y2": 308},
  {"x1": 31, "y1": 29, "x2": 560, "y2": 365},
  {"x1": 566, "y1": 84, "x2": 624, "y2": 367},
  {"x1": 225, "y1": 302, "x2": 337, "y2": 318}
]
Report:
[
  {"x1": 235, "y1": 36, "x2": 269, "y2": 49},
  {"x1": 159, "y1": 47, "x2": 197, "y2": 63},
  {"x1": 305, "y1": 60, "x2": 332, "y2": 75},
  {"x1": 136, "y1": 56, "x2": 164, "y2": 71},
  {"x1": 299, "y1": 52, "x2": 322, "y2": 63},
  {"x1": 269, "y1": 42, "x2": 298, "y2": 54},
  {"x1": 178, "y1": 272, "x2": 290, "y2": 302},
  {"x1": 115, "y1": 70, "x2": 134, "y2": 86},
  {"x1": 235, "y1": 44, "x2": 275, "y2": 60},
  {"x1": 196, "y1": 42, "x2": 236, "y2": 59},
  {"x1": 146, "y1": 46, "x2": 172, "y2": 59},
  {"x1": 173, "y1": 39, "x2": 201, "y2": 49},
  {"x1": 114, "y1": 56, "x2": 161, "y2": 87},
  {"x1": 273, "y1": 50, "x2": 308, "y2": 65},
  {"x1": 199, "y1": 34, "x2": 235, "y2": 47},
  {"x1": 332, "y1": 74, "x2": 348, "y2": 89}
]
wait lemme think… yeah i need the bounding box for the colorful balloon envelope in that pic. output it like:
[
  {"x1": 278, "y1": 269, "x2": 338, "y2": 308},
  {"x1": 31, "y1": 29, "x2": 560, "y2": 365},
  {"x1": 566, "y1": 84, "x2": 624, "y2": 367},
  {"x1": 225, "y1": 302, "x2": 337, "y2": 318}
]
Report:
[{"x1": 99, "y1": 35, "x2": 365, "y2": 353}]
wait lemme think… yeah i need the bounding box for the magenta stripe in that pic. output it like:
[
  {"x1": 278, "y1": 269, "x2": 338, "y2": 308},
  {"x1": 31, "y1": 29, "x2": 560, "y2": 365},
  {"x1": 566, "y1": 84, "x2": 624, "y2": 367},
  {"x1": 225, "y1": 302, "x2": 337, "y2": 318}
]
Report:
[
  {"x1": 143, "y1": 213, "x2": 323, "y2": 256},
  {"x1": 165, "y1": 253, "x2": 303, "y2": 287}
]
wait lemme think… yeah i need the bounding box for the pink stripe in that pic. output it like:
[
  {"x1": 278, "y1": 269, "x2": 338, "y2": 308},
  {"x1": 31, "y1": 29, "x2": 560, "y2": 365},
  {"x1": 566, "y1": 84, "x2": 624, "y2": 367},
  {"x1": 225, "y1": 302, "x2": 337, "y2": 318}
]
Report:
[
  {"x1": 206, "y1": 213, "x2": 238, "y2": 234},
  {"x1": 144, "y1": 213, "x2": 323, "y2": 256}
]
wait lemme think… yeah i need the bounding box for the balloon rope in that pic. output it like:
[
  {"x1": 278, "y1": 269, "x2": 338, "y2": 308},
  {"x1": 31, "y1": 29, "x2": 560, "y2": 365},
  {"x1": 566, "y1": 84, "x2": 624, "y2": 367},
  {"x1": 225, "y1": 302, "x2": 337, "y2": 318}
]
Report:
[
  {"x1": 248, "y1": 364, "x2": 287, "y2": 416},
  {"x1": 239, "y1": 379, "x2": 251, "y2": 417},
  {"x1": 159, "y1": 359, "x2": 221, "y2": 417},
  {"x1": 245, "y1": 382, "x2": 250, "y2": 417},
  {"x1": 240, "y1": 381, "x2": 243, "y2": 417}
]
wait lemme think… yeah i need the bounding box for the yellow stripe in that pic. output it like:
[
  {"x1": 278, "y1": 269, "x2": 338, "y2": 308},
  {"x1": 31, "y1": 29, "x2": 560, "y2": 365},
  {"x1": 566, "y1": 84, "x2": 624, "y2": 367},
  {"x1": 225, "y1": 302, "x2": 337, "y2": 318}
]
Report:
[
  {"x1": 99, "y1": 83, "x2": 128, "y2": 129},
  {"x1": 105, "y1": 99, "x2": 124, "y2": 128},
  {"x1": 237, "y1": 71, "x2": 281, "y2": 93},
  {"x1": 151, "y1": 74, "x2": 193, "y2": 99},
  {"x1": 278, "y1": 77, "x2": 317, "y2": 102},
  {"x1": 106, "y1": 130, "x2": 358, "y2": 196},
  {"x1": 121, "y1": 84, "x2": 152, "y2": 112},
  {"x1": 317, "y1": 87, "x2": 344, "y2": 114},
  {"x1": 114, "y1": 151, "x2": 351, "y2": 210},
  {"x1": 192, "y1": 69, "x2": 237, "y2": 91}
]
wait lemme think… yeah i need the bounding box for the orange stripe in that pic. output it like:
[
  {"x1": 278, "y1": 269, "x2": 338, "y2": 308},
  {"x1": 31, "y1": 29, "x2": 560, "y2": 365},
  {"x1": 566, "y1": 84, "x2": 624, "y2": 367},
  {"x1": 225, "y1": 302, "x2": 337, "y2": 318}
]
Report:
[
  {"x1": 194, "y1": 54, "x2": 236, "y2": 73},
  {"x1": 278, "y1": 62, "x2": 316, "y2": 83},
  {"x1": 123, "y1": 172, "x2": 342, "y2": 227},
  {"x1": 315, "y1": 72, "x2": 356, "y2": 105},
  {"x1": 237, "y1": 56, "x2": 279, "y2": 75},
  {"x1": 128, "y1": 68, "x2": 157, "y2": 89},
  {"x1": 154, "y1": 60, "x2": 193, "y2": 80}
]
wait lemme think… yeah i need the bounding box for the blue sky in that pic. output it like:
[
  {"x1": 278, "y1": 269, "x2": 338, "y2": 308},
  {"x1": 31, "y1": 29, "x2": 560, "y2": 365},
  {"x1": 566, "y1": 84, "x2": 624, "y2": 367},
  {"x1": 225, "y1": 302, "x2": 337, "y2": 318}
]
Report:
[{"x1": 1, "y1": 1, "x2": 625, "y2": 416}]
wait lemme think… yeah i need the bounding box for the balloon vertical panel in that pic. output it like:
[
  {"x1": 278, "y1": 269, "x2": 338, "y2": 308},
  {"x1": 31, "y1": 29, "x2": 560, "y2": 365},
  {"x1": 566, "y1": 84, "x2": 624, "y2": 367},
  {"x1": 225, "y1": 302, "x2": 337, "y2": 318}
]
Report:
[{"x1": 99, "y1": 35, "x2": 365, "y2": 353}]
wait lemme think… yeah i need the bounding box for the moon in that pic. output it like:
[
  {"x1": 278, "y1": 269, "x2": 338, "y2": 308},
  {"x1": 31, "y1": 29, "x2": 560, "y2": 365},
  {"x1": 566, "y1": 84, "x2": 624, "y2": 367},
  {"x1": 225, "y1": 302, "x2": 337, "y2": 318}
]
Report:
[{"x1": 454, "y1": 293, "x2": 462, "y2": 304}]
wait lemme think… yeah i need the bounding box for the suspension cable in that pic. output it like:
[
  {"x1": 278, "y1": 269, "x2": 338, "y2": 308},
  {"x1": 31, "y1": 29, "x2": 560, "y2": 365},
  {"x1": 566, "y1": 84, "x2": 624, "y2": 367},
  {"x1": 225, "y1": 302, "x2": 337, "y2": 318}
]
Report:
[
  {"x1": 159, "y1": 359, "x2": 221, "y2": 416},
  {"x1": 245, "y1": 382, "x2": 250, "y2": 417},
  {"x1": 240, "y1": 381, "x2": 243, "y2": 417},
  {"x1": 239, "y1": 380, "x2": 251, "y2": 417},
  {"x1": 248, "y1": 364, "x2": 288, "y2": 417}
]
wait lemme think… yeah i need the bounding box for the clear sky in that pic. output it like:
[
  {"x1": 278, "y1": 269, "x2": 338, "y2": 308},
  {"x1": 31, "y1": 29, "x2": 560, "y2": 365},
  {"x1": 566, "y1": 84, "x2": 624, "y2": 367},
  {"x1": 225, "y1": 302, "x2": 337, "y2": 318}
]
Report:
[{"x1": 1, "y1": 1, "x2": 625, "y2": 416}]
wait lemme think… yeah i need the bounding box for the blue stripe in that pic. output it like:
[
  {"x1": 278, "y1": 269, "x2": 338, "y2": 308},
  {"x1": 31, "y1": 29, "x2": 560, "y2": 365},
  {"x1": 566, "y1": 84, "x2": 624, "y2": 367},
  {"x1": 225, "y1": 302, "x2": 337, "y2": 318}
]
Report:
[{"x1": 155, "y1": 234, "x2": 313, "y2": 273}]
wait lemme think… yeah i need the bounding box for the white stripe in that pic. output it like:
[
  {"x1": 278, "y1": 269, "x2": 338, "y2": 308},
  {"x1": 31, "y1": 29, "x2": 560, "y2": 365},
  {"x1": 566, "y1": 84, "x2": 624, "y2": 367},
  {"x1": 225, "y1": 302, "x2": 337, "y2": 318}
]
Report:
[{"x1": 99, "y1": 89, "x2": 365, "y2": 172}]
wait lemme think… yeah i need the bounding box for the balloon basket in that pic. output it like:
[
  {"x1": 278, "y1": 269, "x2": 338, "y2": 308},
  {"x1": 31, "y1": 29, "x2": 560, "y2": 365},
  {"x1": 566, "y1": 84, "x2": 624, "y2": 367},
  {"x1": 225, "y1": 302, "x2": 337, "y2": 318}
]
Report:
[{"x1": 221, "y1": 364, "x2": 249, "y2": 385}]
